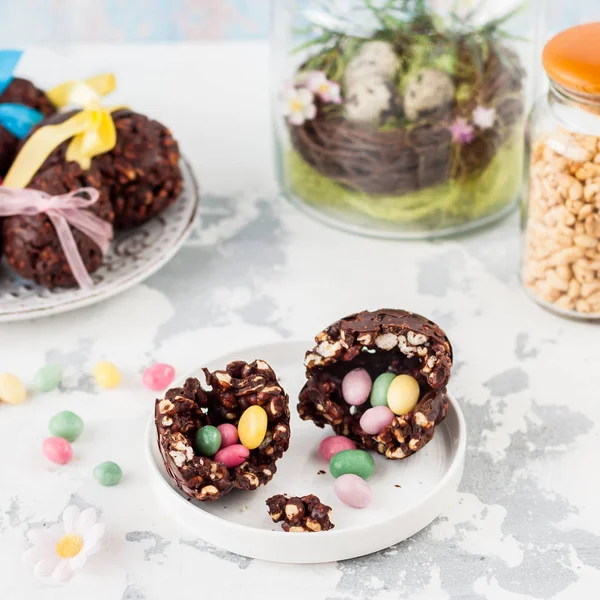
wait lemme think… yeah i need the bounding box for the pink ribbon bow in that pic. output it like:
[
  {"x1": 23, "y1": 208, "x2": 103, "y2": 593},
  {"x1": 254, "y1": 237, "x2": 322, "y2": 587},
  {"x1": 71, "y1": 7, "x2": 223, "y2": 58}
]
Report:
[{"x1": 0, "y1": 187, "x2": 113, "y2": 289}]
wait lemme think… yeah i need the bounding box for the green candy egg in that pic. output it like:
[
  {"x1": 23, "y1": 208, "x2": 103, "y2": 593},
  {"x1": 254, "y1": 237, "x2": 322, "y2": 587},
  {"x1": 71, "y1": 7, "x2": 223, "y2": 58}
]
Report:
[
  {"x1": 330, "y1": 449, "x2": 375, "y2": 480},
  {"x1": 194, "y1": 425, "x2": 222, "y2": 457},
  {"x1": 33, "y1": 364, "x2": 63, "y2": 392},
  {"x1": 369, "y1": 372, "x2": 396, "y2": 407},
  {"x1": 93, "y1": 461, "x2": 122, "y2": 486},
  {"x1": 48, "y1": 410, "x2": 84, "y2": 442}
]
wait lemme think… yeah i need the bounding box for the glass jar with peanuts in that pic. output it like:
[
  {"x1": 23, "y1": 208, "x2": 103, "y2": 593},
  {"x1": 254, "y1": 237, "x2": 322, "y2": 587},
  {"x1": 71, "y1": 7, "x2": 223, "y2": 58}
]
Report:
[{"x1": 523, "y1": 23, "x2": 600, "y2": 319}]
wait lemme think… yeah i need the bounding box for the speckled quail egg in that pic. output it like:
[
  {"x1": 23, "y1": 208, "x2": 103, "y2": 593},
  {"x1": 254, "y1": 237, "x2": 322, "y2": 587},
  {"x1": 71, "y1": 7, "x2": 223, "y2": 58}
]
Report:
[
  {"x1": 344, "y1": 41, "x2": 398, "y2": 89},
  {"x1": 344, "y1": 78, "x2": 393, "y2": 125},
  {"x1": 403, "y1": 68, "x2": 455, "y2": 122}
]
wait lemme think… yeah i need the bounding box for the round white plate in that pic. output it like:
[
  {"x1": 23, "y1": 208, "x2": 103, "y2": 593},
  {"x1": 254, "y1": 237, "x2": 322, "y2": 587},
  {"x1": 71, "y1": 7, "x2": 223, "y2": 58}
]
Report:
[
  {"x1": 0, "y1": 158, "x2": 199, "y2": 322},
  {"x1": 146, "y1": 340, "x2": 466, "y2": 564}
]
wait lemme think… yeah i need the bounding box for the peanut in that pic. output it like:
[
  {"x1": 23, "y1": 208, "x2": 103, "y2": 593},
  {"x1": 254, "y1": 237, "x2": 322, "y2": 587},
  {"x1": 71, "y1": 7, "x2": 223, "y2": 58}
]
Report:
[{"x1": 524, "y1": 130, "x2": 600, "y2": 316}]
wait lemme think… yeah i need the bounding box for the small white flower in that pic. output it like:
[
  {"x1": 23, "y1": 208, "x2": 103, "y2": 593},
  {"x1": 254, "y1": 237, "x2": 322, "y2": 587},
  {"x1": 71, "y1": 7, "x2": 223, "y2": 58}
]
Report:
[
  {"x1": 306, "y1": 71, "x2": 342, "y2": 104},
  {"x1": 24, "y1": 506, "x2": 105, "y2": 583},
  {"x1": 282, "y1": 87, "x2": 317, "y2": 126},
  {"x1": 472, "y1": 105, "x2": 497, "y2": 130}
]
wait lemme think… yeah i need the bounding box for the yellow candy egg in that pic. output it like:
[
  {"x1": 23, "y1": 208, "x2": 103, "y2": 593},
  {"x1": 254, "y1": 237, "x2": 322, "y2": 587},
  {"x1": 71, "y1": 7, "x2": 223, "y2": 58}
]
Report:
[
  {"x1": 386, "y1": 374, "x2": 420, "y2": 416},
  {"x1": 238, "y1": 405, "x2": 268, "y2": 450},
  {"x1": 0, "y1": 373, "x2": 26, "y2": 405},
  {"x1": 93, "y1": 361, "x2": 121, "y2": 389}
]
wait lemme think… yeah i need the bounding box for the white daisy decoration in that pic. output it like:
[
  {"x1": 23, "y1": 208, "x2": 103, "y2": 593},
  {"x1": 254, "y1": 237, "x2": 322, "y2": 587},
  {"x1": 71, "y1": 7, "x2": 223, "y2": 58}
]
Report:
[
  {"x1": 282, "y1": 87, "x2": 317, "y2": 126},
  {"x1": 472, "y1": 105, "x2": 497, "y2": 130},
  {"x1": 306, "y1": 71, "x2": 342, "y2": 104},
  {"x1": 24, "y1": 506, "x2": 105, "y2": 583}
]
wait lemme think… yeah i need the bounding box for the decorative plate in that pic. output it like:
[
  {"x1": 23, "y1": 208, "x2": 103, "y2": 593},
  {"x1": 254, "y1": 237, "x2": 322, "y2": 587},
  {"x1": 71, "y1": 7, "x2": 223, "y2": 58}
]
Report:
[
  {"x1": 146, "y1": 341, "x2": 467, "y2": 564},
  {"x1": 0, "y1": 159, "x2": 199, "y2": 322}
]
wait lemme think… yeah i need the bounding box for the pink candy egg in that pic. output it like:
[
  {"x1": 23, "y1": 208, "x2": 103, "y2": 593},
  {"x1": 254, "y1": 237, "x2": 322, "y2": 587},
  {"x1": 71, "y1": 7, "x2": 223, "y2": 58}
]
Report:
[
  {"x1": 334, "y1": 474, "x2": 373, "y2": 508},
  {"x1": 142, "y1": 363, "x2": 175, "y2": 391},
  {"x1": 217, "y1": 423, "x2": 239, "y2": 448},
  {"x1": 42, "y1": 437, "x2": 73, "y2": 465},
  {"x1": 214, "y1": 444, "x2": 250, "y2": 469},
  {"x1": 360, "y1": 406, "x2": 395, "y2": 435},
  {"x1": 341, "y1": 368, "x2": 372, "y2": 406},
  {"x1": 319, "y1": 435, "x2": 357, "y2": 461}
]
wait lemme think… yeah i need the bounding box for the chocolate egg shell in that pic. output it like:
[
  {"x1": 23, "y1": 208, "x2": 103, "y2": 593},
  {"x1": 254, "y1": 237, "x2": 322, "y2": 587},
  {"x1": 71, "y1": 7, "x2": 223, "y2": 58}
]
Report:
[
  {"x1": 298, "y1": 309, "x2": 452, "y2": 460},
  {"x1": 155, "y1": 360, "x2": 290, "y2": 502}
]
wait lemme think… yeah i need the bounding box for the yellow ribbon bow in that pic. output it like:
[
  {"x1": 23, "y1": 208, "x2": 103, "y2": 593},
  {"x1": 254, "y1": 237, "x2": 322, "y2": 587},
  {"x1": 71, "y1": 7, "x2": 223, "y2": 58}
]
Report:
[{"x1": 4, "y1": 74, "x2": 123, "y2": 189}]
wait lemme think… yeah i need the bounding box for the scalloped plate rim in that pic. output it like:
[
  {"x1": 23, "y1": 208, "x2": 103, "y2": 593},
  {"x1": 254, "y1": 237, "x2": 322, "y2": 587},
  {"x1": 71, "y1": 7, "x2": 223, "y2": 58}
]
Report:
[{"x1": 0, "y1": 157, "x2": 199, "y2": 322}]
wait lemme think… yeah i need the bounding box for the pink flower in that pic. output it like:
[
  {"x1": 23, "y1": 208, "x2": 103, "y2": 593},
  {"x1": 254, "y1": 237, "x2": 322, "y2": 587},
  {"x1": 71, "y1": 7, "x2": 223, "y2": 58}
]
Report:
[
  {"x1": 282, "y1": 87, "x2": 317, "y2": 126},
  {"x1": 306, "y1": 71, "x2": 342, "y2": 104},
  {"x1": 472, "y1": 105, "x2": 497, "y2": 130},
  {"x1": 450, "y1": 118, "x2": 476, "y2": 144}
]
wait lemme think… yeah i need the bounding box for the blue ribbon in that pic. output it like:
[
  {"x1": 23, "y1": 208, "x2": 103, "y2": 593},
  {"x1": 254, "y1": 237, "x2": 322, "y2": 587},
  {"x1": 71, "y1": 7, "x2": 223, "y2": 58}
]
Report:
[
  {"x1": 0, "y1": 50, "x2": 44, "y2": 138},
  {"x1": 0, "y1": 104, "x2": 44, "y2": 138},
  {"x1": 0, "y1": 50, "x2": 24, "y2": 96}
]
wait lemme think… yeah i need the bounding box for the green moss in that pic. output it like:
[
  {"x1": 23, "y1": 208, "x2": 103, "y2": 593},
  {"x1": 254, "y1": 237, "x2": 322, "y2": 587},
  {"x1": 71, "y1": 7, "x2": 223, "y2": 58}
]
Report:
[{"x1": 286, "y1": 134, "x2": 524, "y2": 231}]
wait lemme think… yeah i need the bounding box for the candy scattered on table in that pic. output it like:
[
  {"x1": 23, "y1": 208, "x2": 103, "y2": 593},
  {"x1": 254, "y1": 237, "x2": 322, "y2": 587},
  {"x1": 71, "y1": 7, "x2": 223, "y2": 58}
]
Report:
[
  {"x1": 217, "y1": 423, "x2": 238, "y2": 448},
  {"x1": 42, "y1": 437, "x2": 73, "y2": 465},
  {"x1": 319, "y1": 435, "x2": 357, "y2": 461},
  {"x1": 266, "y1": 494, "x2": 334, "y2": 532},
  {"x1": 341, "y1": 368, "x2": 372, "y2": 406},
  {"x1": 369, "y1": 372, "x2": 396, "y2": 407},
  {"x1": 93, "y1": 461, "x2": 122, "y2": 486},
  {"x1": 33, "y1": 363, "x2": 63, "y2": 392},
  {"x1": 142, "y1": 363, "x2": 175, "y2": 391},
  {"x1": 0, "y1": 372, "x2": 26, "y2": 405},
  {"x1": 330, "y1": 449, "x2": 375, "y2": 480},
  {"x1": 334, "y1": 474, "x2": 373, "y2": 508},
  {"x1": 214, "y1": 444, "x2": 250, "y2": 469},
  {"x1": 194, "y1": 425, "x2": 222, "y2": 457},
  {"x1": 93, "y1": 361, "x2": 121, "y2": 389},
  {"x1": 49, "y1": 411, "x2": 84, "y2": 442},
  {"x1": 387, "y1": 374, "x2": 420, "y2": 415},
  {"x1": 359, "y1": 405, "x2": 395, "y2": 435},
  {"x1": 24, "y1": 505, "x2": 105, "y2": 582},
  {"x1": 237, "y1": 405, "x2": 268, "y2": 450}
]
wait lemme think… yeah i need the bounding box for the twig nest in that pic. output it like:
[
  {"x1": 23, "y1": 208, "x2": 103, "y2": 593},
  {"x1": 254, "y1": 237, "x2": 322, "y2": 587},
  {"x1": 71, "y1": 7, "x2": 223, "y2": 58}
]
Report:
[
  {"x1": 298, "y1": 309, "x2": 453, "y2": 460},
  {"x1": 155, "y1": 360, "x2": 291, "y2": 501},
  {"x1": 345, "y1": 79, "x2": 394, "y2": 125},
  {"x1": 344, "y1": 41, "x2": 398, "y2": 88},
  {"x1": 403, "y1": 68, "x2": 455, "y2": 122}
]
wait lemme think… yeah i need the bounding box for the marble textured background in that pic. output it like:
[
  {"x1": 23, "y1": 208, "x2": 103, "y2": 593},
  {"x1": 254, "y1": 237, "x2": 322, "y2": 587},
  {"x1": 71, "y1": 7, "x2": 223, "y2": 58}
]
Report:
[{"x1": 0, "y1": 0, "x2": 596, "y2": 44}]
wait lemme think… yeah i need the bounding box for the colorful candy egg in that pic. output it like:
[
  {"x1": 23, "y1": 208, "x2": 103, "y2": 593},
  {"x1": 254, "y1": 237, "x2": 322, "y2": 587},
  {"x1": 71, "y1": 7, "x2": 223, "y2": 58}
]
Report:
[
  {"x1": 359, "y1": 406, "x2": 395, "y2": 435},
  {"x1": 238, "y1": 405, "x2": 268, "y2": 450},
  {"x1": 42, "y1": 437, "x2": 73, "y2": 465},
  {"x1": 93, "y1": 361, "x2": 121, "y2": 389},
  {"x1": 49, "y1": 411, "x2": 84, "y2": 442},
  {"x1": 330, "y1": 449, "x2": 375, "y2": 480},
  {"x1": 142, "y1": 363, "x2": 175, "y2": 391},
  {"x1": 33, "y1": 364, "x2": 63, "y2": 392},
  {"x1": 217, "y1": 423, "x2": 239, "y2": 448},
  {"x1": 334, "y1": 474, "x2": 373, "y2": 508},
  {"x1": 194, "y1": 425, "x2": 222, "y2": 457},
  {"x1": 214, "y1": 444, "x2": 250, "y2": 469},
  {"x1": 341, "y1": 368, "x2": 372, "y2": 406},
  {"x1": 319, "y1": 435, "x2": 357, "y2": 461},
  {"x1": 94, "y1": 461, "x2": 123, "y2": 486},
  {"x1": 0, "y1": 373, "x2": 26, "y2": 405},
  {"x1": 387, "y1": 374, "x2": 420, "y2": 415},
  {"x1": 369, "y1": 372, "x2": 396, "y2": 407}
]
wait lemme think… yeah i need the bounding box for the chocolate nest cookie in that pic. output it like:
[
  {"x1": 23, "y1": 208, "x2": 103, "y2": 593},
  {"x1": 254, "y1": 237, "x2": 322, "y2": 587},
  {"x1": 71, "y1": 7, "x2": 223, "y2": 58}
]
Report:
[
  {"x1": 2, "y1": 163, "x2": 114, "y2": 289},
  {"x1": 22, "y1": 109, "x2": 183, "y2": 229},
  {"x1": 0, "y1": 78, "x2": 55, "y2": 175},
  {"x1": 156, "y1": 360, "x2": 291, "y2": 501},
  {"x1": 298, "y1": 309, "x2": 453, "y2": 460},
  {"x1": 266, "y1": 494, "x2": 334, "y2": 532}
]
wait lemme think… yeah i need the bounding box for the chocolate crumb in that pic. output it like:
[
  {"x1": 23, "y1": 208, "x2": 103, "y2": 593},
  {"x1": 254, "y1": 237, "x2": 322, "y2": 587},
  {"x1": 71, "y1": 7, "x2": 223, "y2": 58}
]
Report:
[{"x1": 266, "y1": 494, "x2": 334, "y2": 532}]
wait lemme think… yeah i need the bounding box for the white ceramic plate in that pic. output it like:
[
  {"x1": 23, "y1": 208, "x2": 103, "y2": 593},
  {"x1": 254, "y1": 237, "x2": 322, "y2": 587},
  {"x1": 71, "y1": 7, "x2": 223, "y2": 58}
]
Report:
[
  {"x1": 0, "y1": 159, "x2": 199, "y2": 322},
  {"x1": 146, "y1": 340, "x2": 466, "y2": 564}
]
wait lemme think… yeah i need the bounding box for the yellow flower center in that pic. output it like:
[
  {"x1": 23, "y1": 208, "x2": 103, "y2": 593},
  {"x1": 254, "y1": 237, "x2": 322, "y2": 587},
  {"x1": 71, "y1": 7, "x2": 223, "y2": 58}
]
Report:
[
  {"x1": 56, "y1": 534, "x2": 84, "y2": 559},
  {"x1": 290, "y1": 99, "x2": 303, "y2": 113},
  {"x1": 319, "y1": 83, "x2": 329, "y2": 93}
]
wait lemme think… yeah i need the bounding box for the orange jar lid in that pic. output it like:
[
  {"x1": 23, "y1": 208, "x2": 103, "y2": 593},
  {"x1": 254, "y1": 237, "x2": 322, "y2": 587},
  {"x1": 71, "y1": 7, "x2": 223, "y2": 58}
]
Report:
[{"x1": 543, "y1": 23, "x2": 600, "y2": 95}]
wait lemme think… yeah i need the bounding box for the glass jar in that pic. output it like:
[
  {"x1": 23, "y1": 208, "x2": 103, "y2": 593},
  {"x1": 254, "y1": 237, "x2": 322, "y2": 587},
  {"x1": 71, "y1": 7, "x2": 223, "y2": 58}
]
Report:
[
  {"x1": 522, "y1": 23, "x2": 600, "y2": 319},
  {"x1": 272, "y1": 0, "x2": 533, "y2": 238}
]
